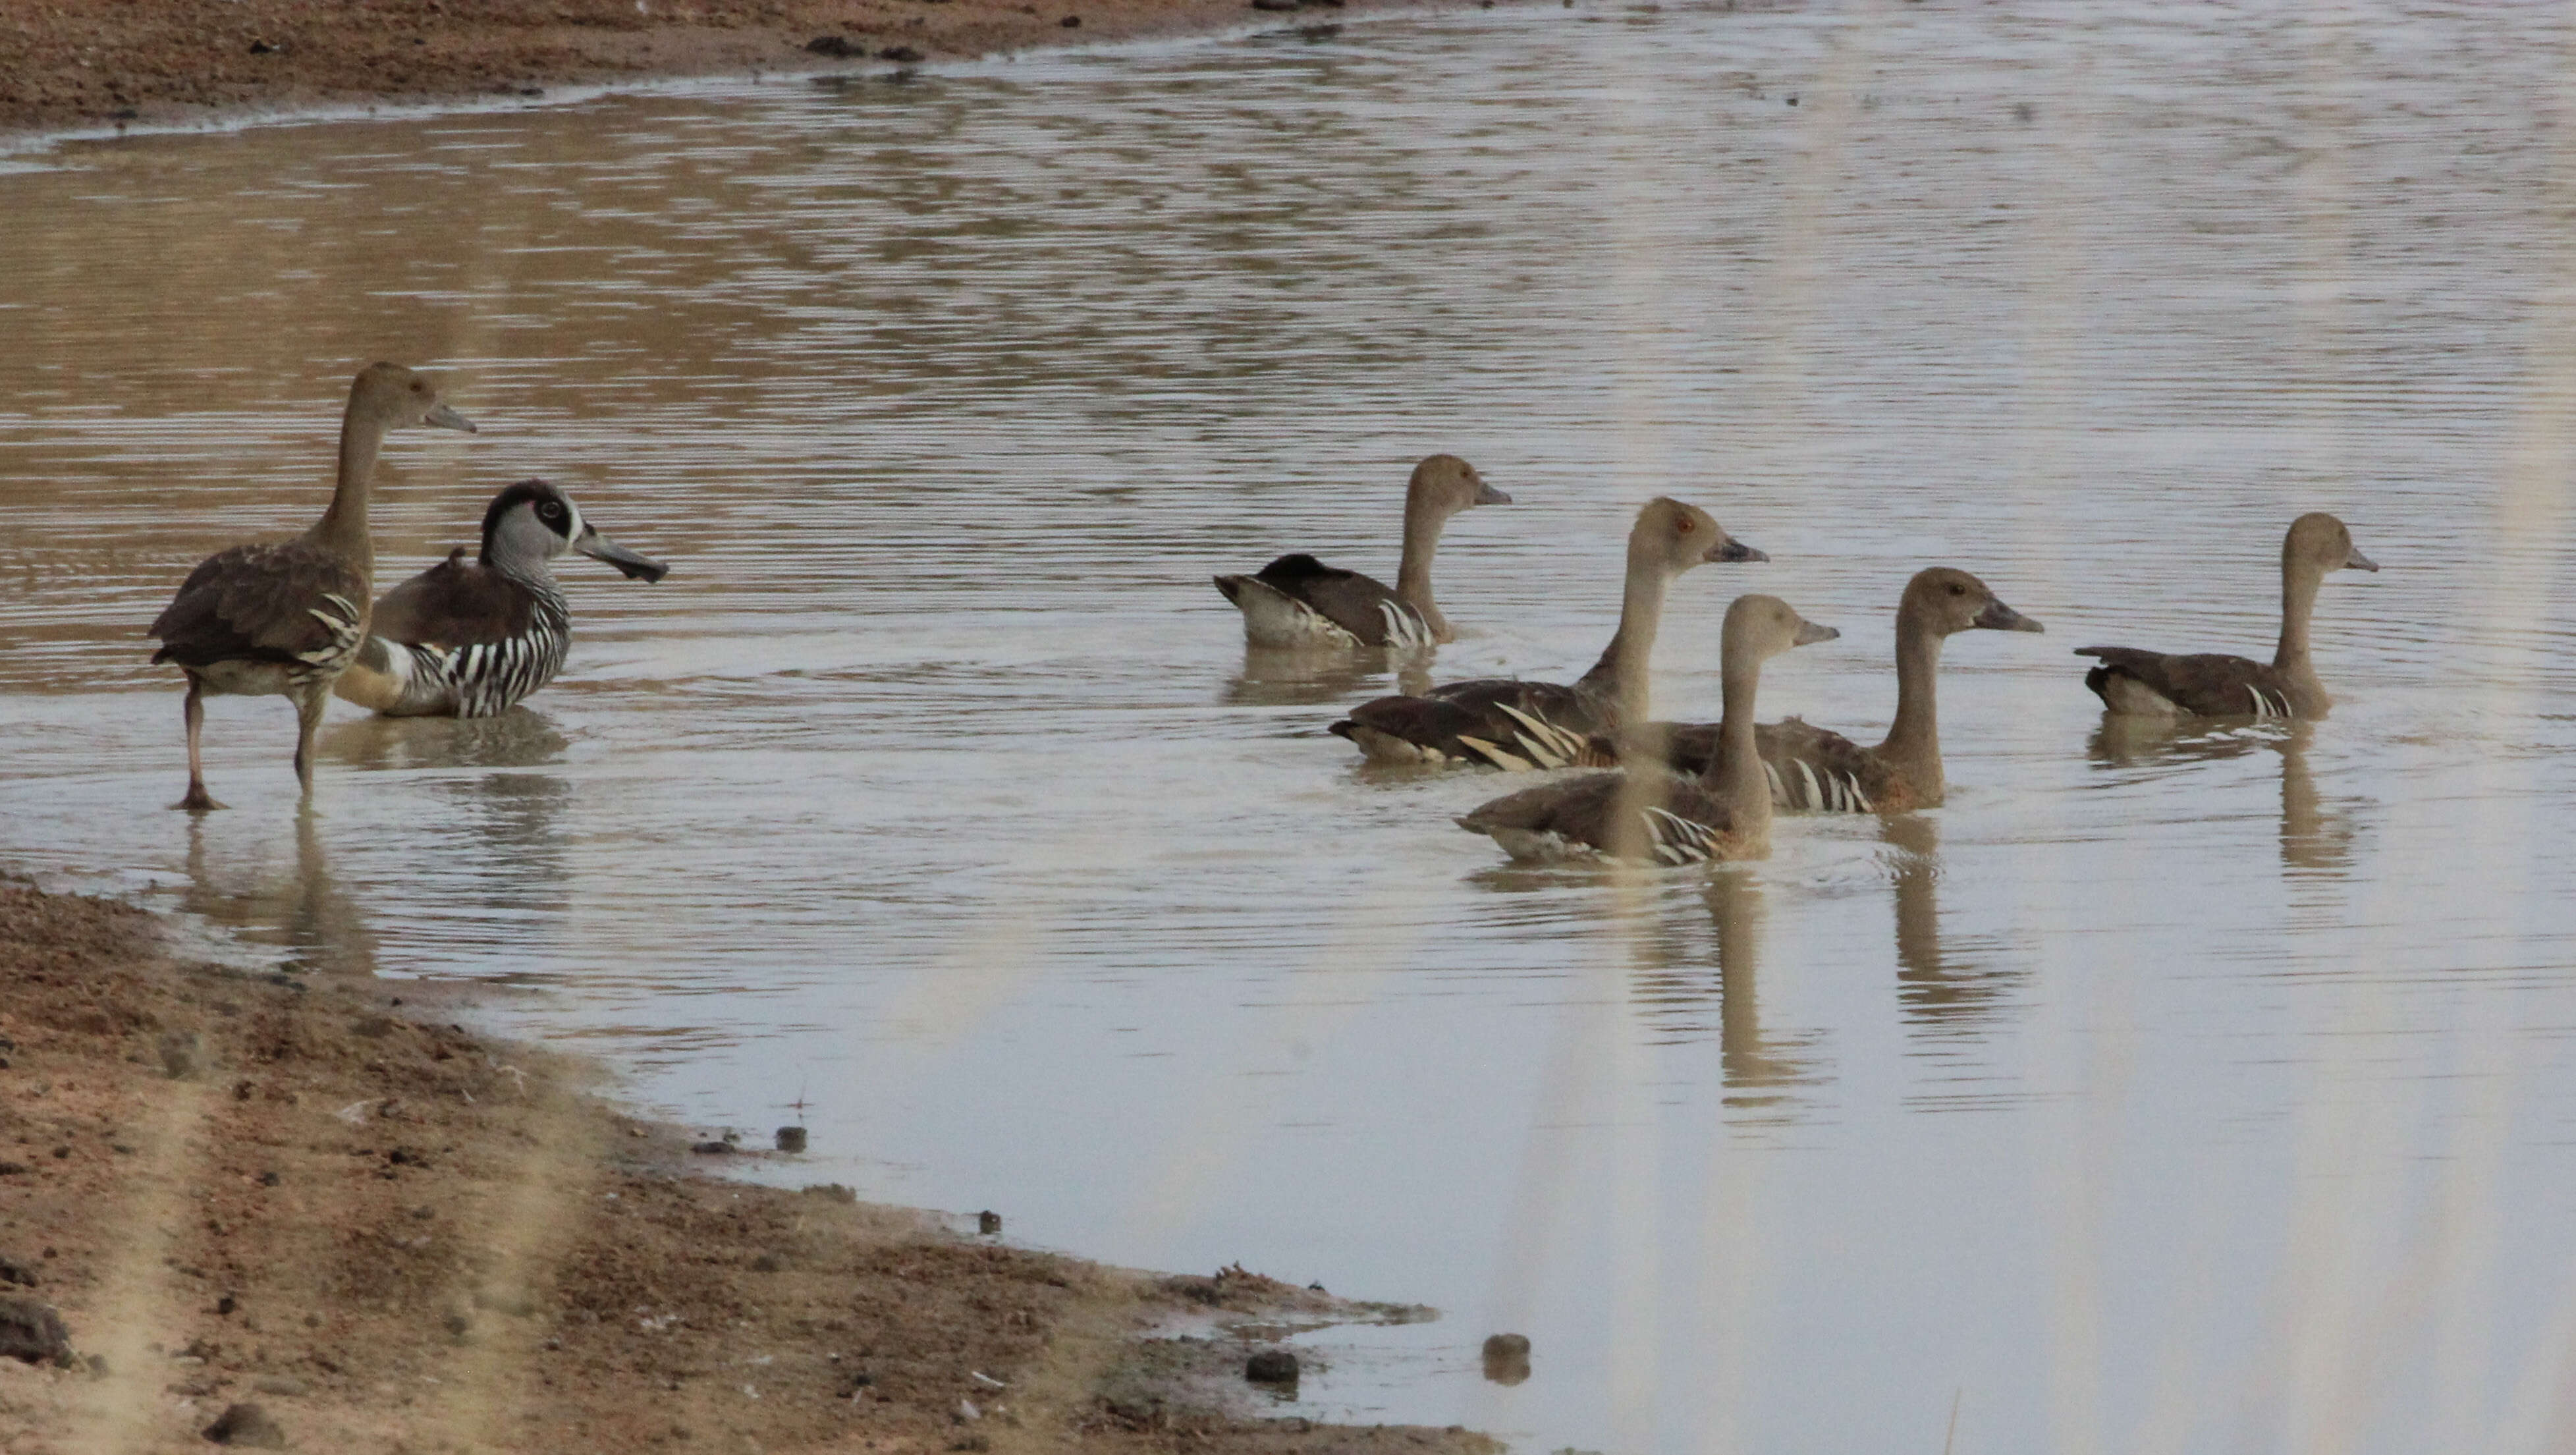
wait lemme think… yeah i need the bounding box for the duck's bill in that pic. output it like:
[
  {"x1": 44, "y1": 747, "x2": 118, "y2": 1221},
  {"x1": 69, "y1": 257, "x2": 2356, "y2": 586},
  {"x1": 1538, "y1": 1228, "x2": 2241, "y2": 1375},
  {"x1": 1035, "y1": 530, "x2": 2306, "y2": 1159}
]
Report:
[
  {"x1": 2344, "y1": 545, "x2": 2380, "y2": 571},
  {"x1": 1477, "y1": 481, "x2": 1513, "y2": 505},
  {"x1": 577, "y1": 530, "x2": 670, "y2": 582},
  {"x1": 1975, "y1": 599, "x2": 2046, "y2": 632},
  {"x1": 1714, "y1": 537, "x2": 1768, "y2": 563},
  {"x1": 1794, "y1": 620, "x2": 1840, "y2": 645},
  {"x1": 423, "y1": 402, "x2": 477, "y2": 433}
]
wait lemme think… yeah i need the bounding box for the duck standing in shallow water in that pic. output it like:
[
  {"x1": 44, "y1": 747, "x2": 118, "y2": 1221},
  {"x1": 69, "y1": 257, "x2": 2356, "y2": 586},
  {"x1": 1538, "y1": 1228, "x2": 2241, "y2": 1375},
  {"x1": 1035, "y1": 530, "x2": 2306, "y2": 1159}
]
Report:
[
  {"x1": 2076, "y1": 512, "x2": 2376, "y2": 720},
  {"x1": 147, "y1": 363, "x2": 476, "y2": 810},
  {"x1": 1456, "y1": 595, "x2": 1839, "y2": 864},
  {"x1": 1214, "y1": 454, "x2": 1509, "y2": 649},
  {"x1": 333, "y1": 480, "x2": 667, "y2": 719}
]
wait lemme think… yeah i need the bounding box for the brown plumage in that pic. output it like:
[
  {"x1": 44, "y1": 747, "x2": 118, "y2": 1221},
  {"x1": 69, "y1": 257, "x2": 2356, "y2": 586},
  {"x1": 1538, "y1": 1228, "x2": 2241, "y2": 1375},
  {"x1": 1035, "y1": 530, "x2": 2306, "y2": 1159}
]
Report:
[
  {"x1": 1329, "y1": 497, "x2": 1765, "y2": 770},
  {"x1": 1456, "y1": 595, "x2": 1838, "y2": 864},
  {"x1": 1213, "y1": 455, "x2": 1510, "y2": 649},
  {"x1": 146, "y1": 362, "x2": 476, "y2": 809},
  {"x1": 2077, "y1": 512, "x2": 2378, "y2": 720},
  {"x1": 1612, "y1": 568, "x2": 2045, "y2": 812},
  {"x1": 370, "y1": 545, "x2": 539, "y2": 645}
]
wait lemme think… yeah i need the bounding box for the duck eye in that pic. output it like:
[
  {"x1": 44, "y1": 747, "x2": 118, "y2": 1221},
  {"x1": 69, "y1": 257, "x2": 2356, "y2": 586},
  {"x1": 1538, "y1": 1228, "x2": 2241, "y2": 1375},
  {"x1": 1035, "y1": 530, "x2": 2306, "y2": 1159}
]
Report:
[
  {"x1": 1950, "y1": 584, "x2": 1965, "y2": 595},
  {"x1": 539, "y1": 503, "x2": 562, "y2": 520},
  {"x1": 1676, "y1": 518, "x2": 1695, "y2": 533}
]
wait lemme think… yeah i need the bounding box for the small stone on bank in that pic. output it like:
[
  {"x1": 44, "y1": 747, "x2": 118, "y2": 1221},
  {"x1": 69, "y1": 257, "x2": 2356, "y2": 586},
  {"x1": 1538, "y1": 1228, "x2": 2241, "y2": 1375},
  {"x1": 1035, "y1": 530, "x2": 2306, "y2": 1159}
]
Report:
[
  {"x1": 880, "y1": 45, "x2": 926, "y2": 63},
  {"x1": 977, "y1": 1210, "x2": 1002, "y2": 1236},
  {"x1": 690, "y1": 1140, "x2": 734, "y2": 1155},
  {"x1": 0, "y1": 1296, "x2": 70, "y2": 1365},
  {"x1": 774, "y1": 1126, "x2": 807, "y2": 1153},
  {"x1": 202, "y1": 1402, "x2": 287, "y2": 1448},
  {"x1": 806, "y1": 34, "x2": 865, "y2": 57},
  {"x1": 252, "y1": 1374, "x2": 309, "y2": 1397},
  {"x1": 1245, "y1": 1348, "x2": 1299, "y2": 1385}
]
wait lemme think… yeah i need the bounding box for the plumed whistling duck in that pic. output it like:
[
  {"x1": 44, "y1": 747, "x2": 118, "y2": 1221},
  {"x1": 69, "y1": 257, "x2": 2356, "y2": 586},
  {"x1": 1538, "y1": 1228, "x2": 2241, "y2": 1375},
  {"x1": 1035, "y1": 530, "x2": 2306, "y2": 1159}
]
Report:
[
  {"x1": 1215, "y1": 454, "x2": 1510, "y2": 649},
  {"x1": 146, "y1": 363, "x2": 476, "y2": 810}
]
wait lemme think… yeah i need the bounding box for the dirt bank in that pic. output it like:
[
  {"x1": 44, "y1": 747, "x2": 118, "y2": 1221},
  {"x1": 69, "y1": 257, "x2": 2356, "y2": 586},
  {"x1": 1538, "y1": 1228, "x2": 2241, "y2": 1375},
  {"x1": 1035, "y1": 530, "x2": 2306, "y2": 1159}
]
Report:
[
  {"x1": 0, "y1": 879, "x2": 1494, "y2": 1454},
  {"x1": 0, "y1": 0, "x2": 1399, "y2": 139}
]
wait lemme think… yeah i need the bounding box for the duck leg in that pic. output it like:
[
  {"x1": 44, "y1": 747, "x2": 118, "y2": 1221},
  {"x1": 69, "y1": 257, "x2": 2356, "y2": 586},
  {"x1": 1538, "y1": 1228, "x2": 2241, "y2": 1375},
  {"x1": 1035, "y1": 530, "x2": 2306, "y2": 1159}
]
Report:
[
  {"x1": 175, "y1": 674, "x2": 226, "y2": 813},
  {"x1": 290, "y1": 685, "x2": 329, "y2": 796}
]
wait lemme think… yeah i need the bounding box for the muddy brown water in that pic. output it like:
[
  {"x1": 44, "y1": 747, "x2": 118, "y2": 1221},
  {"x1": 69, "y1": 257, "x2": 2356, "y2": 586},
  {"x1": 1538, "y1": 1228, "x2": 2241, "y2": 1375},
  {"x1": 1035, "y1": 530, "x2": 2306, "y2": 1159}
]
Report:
[{"x1": 7, "y1": 5, "x2": 2576, "y2": 1450}]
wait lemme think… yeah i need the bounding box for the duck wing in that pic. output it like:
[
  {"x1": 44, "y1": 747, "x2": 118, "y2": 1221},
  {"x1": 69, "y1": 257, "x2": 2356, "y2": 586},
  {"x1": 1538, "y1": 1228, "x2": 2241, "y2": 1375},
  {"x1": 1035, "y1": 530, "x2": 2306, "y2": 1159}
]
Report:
[
  {"x1": 2076, "y1": 646, "x2": 2301, "y2": 719},
  {"x1": 1332, "y1": 678, "x2": 1606, "y2": 770},
  {"x1": 148, "y1": 541, "x2": 368, "y2": 669},
  {"x1": 1755, "y1": 719, "x2": 1900, "y2": 812},
  {"x1": 371, "y1": 549, "x2": 535, "y2": 649},
  {"x1": 1456, "y1": 767, "x2": 1738, "y2": 864},
  {"x1": 1249, "y1": 554, "x2": 1421, "y2": 647}
]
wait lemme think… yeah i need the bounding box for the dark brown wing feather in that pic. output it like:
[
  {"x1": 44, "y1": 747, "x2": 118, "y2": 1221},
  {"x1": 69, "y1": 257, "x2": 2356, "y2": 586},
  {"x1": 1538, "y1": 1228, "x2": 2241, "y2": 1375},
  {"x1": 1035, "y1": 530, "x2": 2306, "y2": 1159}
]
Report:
[
  {"x1": 1457, "y1": 767, "x2": 1739, "y2": 859},
  {"x1": 1331, "y1": 678, "x2": 1607, "y2": 767},
  {"x1": 1590, "y1": 719, "x2": 1909, "y2": 811},
  {"x1": 2077, "y1": 647, "x2": 2293, "y2": 717},
  {"x1": 148, "y1": 541, "x2": 367, "y2": 669},
  {"x1": 370, "y1": 549, "x2": 535, "y2": 649},
  {"x1": 1756, "y1": 719, "x2": 1911, "y2": 811},
  {"x1": 1251, "y1": 554, "x2": 1407, "y2": 646}
]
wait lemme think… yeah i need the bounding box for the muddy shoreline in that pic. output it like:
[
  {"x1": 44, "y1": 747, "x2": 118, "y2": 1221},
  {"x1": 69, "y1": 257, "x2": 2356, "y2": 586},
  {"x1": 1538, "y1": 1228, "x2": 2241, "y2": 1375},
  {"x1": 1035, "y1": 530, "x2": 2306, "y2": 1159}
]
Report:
[
  {"x1": 0, "y1": 0, "x2": 1427, "y2": 144},
  {"x1": 0, "y1": 878, "x2": 1494, "y2": 1452}
]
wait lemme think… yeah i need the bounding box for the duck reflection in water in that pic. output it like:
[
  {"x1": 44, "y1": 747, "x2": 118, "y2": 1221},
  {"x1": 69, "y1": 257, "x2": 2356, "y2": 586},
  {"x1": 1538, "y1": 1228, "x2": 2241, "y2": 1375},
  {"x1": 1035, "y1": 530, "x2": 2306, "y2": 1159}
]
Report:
[
  {"x1": 1882, "y1": 815, "x2": 2027, "y2": 1037},
  {"x1": 183, "y1": 807, "x2": 377, "y2": 976},
  {"x1": 2088, "y1": 717, "x2": 2358, "y2": 873},
  {"x1": 1220, "y1": 647, "x2": 1431, "y2": 709},
  {"x1": 327, "y1": 709, "x2": 582, "y2": 950},
  {"x1": 1700, "y1": 868, "x2": 1823, "y2": 1113},
  {"x1": 1603, "y1": 869, "x2": 1823, "y2": 1115}
]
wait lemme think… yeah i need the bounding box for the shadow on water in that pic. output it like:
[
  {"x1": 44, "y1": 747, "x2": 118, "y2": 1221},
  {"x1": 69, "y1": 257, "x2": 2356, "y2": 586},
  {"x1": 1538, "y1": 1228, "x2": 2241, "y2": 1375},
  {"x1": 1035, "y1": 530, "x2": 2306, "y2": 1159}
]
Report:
[{"x1": 2086, "y1": 716, "x2": 2361, "y2": 875}]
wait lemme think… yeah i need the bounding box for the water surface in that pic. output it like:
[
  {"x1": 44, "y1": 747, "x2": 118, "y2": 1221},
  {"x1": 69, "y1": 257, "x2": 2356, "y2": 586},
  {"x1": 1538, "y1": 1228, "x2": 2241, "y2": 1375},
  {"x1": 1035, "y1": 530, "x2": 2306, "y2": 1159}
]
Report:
[{"x1": 7, "y1": 4, "x2": 2576, "y2": 1450}]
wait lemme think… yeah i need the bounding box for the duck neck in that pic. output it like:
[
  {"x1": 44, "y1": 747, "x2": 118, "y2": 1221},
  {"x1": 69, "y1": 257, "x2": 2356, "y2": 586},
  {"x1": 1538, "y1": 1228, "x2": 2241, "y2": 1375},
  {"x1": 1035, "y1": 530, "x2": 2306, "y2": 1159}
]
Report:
[
  {"x1": 306, "y1": 400, "x2": 389, "y2": 583},
  {"x1": 1877, "y1": 613, "x2": 1947, "y2": 794},
  {"x1": 1702, "y1": 652, "x2": 1772, "y2": 837},
  {"x1": 1394, "y1": 499, "x2": 1450, "y2": 642},
  {"x1": 2273, "y1": 560, "x2": 2322, "y2": 676},
  {"x1": 1576, "y1": 563, "x2": 1668, "y2": 725}
]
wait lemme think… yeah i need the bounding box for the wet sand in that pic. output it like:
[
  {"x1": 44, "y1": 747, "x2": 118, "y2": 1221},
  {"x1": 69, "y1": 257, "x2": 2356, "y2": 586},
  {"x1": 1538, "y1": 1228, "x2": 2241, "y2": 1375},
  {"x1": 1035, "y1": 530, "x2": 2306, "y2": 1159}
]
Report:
[
  {"x1": 0, "y1": 879, "x2": 1494, "y2": 1453},
  {"x1": 0, "y1": 0, "x2": 1403, "y2": 138}
]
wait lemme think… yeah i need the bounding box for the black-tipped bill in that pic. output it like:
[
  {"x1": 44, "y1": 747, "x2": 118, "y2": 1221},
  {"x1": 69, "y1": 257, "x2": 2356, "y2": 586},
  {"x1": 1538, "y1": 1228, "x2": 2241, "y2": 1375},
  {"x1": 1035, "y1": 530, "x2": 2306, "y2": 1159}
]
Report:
[
  {"x1": 577, "y1": 529, "x2": 669, "y2": 583},
  {"x1": 2344, "y1": 545, "x2": 2379, "y2": 572},
  {"x1": 1974, "y1": 598, "x2": 2046, "y2": 633},
  {"x1": 1793, "y1": 620, "x2": 1840, "y2": 646},
  {"x1": 1714, "y1": 537, "x2": 1768, "y2": 564},
  {"x1": 424, "y1": 401, "x2": 476, "y2": 433},
  {"x1": 1476, "y1": 481, "x2": 1513, "y2": 506}
]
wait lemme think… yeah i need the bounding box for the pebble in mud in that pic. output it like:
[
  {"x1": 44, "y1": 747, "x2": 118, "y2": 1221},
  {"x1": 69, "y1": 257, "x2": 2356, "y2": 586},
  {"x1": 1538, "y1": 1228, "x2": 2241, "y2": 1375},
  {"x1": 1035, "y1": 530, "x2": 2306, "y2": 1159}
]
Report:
[
  {"x1": 1244, "y1": 1348, "x2": 1299, "y2": 1385},
  {"x1": 805, "y1": 34, "x2": 864, "y2": 56},
  {"x1": 0, "y1": 1296, "x2": 70, "y2": 1365},
  {"x1": 1481, "y1": 1332, "x2": 1531, "y2": 1385},
  {"x1": 203, "y1": 1402, "x2": 287, "y2": 1448},
  {"x1": 879, "y1": 45, "x2": 927, "y2": 63},
  {"x1": 158, "y1": 1028, "x2": 205, "y2": 1080}
]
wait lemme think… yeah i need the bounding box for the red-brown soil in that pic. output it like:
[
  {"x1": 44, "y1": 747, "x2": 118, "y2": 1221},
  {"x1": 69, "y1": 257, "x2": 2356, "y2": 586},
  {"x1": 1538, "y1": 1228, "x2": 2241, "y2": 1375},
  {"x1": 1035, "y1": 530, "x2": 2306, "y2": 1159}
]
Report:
[{"x1": 0, "y1": 879, "x2": 1496, "y2": 1454}]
